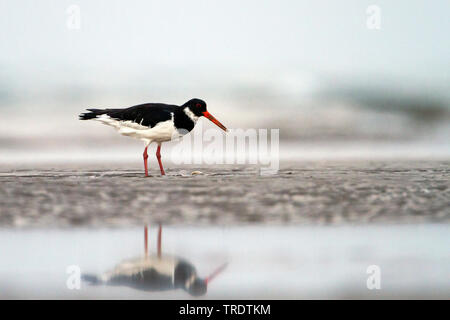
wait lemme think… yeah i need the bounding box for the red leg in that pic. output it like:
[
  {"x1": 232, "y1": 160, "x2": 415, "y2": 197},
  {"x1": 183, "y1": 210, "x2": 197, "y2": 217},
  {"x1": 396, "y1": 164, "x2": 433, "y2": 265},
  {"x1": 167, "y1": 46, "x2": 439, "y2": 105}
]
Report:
[
  {"x1": 157, "y1": 224, "x2": 162, "y2": 258},
  {"x1": 143, "y1": 146, "x2": 149, "y2": 177},
  {"x1": 144, "y1": 225, "x2": 149, "y2": 257},
  {"x1": 156, "y1": 144, "x2": 165, "y2": 176}
]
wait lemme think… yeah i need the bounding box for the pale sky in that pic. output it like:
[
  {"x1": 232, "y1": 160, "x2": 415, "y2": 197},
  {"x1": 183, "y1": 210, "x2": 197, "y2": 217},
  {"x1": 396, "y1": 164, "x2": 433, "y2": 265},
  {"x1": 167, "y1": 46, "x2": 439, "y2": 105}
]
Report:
[{"x1": 0, "y1": 0, "x2": 449, "y2": 85}]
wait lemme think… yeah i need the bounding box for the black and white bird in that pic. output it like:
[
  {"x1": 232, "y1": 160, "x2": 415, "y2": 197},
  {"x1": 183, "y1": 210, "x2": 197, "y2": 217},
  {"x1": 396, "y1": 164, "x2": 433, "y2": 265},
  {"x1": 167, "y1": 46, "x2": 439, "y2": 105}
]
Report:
[
  {"x1": 82, "y1": 225, "x2": 227, "y2": 296},
  {"x1": 82, "y1": 254, "x2": 210, "y2": 296},
  {"x1": 79, "y1": 98, "x2": 227, "y2": 176}
]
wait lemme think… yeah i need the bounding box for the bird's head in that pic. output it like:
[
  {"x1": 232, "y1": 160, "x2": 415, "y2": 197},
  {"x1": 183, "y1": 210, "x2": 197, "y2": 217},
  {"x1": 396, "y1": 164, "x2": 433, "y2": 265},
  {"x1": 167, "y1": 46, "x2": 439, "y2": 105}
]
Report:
[
  {"x1": 184, "y1": 262, "x2": 227, "y2": 296},
  {"x1": 186, "y1": 277, "x2": 208, "y2": 296},
  {"x1": 184, "y1": 98, "x2": 227, "y2": 131}
]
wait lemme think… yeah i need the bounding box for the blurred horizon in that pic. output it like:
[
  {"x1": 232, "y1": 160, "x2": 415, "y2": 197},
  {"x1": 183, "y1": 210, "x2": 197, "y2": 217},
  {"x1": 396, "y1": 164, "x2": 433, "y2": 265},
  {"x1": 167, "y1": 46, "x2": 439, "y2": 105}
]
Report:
[{"x1": 0, "y1": 0, "x2": 449, "y2": 162}]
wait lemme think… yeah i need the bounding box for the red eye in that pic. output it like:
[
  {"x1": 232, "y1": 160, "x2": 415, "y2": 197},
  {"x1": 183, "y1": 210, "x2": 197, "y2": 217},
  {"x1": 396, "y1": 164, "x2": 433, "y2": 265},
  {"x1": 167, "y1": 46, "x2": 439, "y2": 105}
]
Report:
[{"x1": 196, "y1": 103, "x2": 201, "y2": 108}]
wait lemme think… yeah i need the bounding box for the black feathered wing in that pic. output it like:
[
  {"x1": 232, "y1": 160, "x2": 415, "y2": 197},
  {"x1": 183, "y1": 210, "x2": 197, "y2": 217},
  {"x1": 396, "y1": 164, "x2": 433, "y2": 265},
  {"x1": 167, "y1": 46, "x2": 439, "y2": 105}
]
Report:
[{"x1": 80, "y1": 103, "x2": 177, "y2": 128}]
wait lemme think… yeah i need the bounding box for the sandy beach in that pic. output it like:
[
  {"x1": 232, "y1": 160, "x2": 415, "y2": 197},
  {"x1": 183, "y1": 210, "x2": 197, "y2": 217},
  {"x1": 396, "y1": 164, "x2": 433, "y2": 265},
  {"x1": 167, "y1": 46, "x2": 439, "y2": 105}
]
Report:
[{"x1": 1, "y1": 160, "x2": 448, "y2": 228}]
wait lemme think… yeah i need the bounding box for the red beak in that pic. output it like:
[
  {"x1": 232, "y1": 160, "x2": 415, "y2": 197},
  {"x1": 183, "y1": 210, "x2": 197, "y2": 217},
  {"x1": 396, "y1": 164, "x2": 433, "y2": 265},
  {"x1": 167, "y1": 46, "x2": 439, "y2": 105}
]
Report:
[
  {"x1": 202, "y1": 111, "x2": 227, "y2": 132},
  {"x1": 205, "y1": 262, "x2": 228, "y2": 285}
]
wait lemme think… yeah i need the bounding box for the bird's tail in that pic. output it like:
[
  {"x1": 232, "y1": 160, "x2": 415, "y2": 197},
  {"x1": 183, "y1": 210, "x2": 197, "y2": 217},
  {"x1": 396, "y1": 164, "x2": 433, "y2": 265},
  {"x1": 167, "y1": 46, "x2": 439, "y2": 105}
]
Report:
[
  {"x1": 79, "y1": 108, "x2": 107, "y2": 120},
  {"x1": 81, "y1": 274, "x2": 102, "y2": 285}
]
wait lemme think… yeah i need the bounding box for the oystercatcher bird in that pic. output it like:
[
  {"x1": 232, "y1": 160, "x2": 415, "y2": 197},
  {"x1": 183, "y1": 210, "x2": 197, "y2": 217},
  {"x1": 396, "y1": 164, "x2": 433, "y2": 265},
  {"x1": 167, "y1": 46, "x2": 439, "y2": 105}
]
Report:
[
  {"x1": 79, "y1": 99, "x2": 227, "y2": 176},
  {"x1": 82, "y1": 225, "x2": 227, "y2": 296}
]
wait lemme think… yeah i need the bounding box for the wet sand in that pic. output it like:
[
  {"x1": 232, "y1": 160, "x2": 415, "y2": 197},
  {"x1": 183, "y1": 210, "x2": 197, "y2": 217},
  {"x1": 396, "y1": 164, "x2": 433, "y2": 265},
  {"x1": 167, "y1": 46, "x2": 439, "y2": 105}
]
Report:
[{"x1": 0, "y1": 161, "x2": 448, "y2": 227}]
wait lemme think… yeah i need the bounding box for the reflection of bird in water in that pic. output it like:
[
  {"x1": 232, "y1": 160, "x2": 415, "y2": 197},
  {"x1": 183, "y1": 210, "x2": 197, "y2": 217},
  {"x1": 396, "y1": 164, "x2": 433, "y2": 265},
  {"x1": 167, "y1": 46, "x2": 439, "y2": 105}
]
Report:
[
  {"x1": 82, "y1": 225, "x2": 227, "y2": 296},
  {"x1": 83, "y1": 255, "x2": 209, "y2": 296}
]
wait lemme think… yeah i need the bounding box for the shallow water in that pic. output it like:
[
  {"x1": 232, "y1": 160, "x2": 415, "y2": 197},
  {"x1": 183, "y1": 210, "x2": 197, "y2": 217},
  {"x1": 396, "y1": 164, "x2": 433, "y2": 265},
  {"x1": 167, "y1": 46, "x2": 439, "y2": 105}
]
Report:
[{"x1": 0, "y1": 224, "x2": 448, "y2": 299}]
